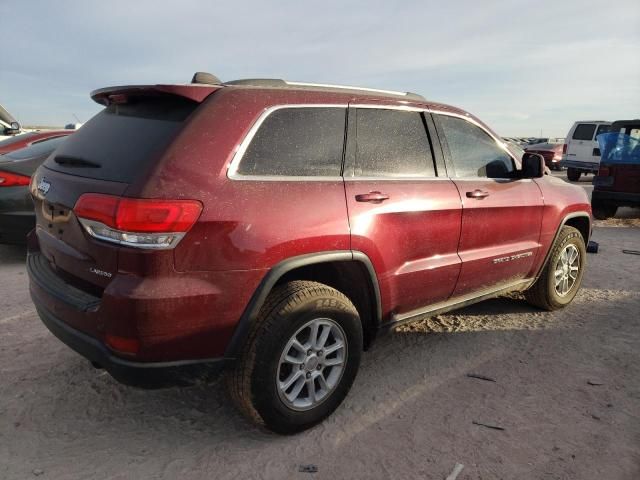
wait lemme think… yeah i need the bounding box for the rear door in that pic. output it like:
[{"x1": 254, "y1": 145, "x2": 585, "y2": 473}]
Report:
[
  {"x1": 567, "y1": 122, "x2": 610, "y2": 166},
  {"x1": 432, "y1": 112, "x2": 544, "y2": 297},
  {"x1": 344, "y1": 104, "x2": 462, "y2": 317},
  {"x1": 30, "y1": 95, "x2": 199, "y2": 289}
]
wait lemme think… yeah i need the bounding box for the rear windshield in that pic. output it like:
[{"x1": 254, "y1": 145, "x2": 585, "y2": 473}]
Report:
[
  {"x1": 5, "y1": 135, "x2": 68, "y2": 160},
  {"x1": 43, "y1": 96, "x2": 198, "y2": 183}
]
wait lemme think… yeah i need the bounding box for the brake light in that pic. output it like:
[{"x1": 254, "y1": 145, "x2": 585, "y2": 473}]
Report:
[
  {"x1": 562, "y1": 144, "x2": 567, "y2": 154},
  {"x1": 0, "y1": 170, "x2": 30, "y2": 187},
  {"x1": 73, "y1": 193, "x2": 202, "y2": 249}
]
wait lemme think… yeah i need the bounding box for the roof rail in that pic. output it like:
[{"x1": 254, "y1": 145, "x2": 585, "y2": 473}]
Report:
[
  {"x1": 225, "y1": 78, "x2": 287, "y2": 87},
  {"x1": 285, "y1": 81, "x2": 423, "y2": 99},
  {"x1": 222, "y1": 76, "x2": 425, "y2": 101}
]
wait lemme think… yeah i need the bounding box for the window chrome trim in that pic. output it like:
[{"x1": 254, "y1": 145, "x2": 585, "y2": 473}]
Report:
[
  {"x1": 427, "y1": 108, "x2": 518, "y2": 163},
  {"x1": 227, "y1": 103, "x2": 520, "y2": 182},
  {"x1": 428, "y1": 108, "x2": 519, "y2": 179},
  {"x1": 349, "y1": 103, "x2": 426, "y2": 113},
  {"x1": 227, "y1": 104, "x2": 347, "y2": 181}
]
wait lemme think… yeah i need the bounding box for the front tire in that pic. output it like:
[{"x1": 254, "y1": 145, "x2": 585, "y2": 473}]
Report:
[
  {"x1": 228, "y1": 280, "x2": 362, "y2": 434},
  {"x1": 525, "y1": 226, "x2": 586, "y2": 311}
]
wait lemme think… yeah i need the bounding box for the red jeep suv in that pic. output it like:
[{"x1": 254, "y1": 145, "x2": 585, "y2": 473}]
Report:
[{"x1": 27, "y1": 73, "x2": 592, "y2": 433}]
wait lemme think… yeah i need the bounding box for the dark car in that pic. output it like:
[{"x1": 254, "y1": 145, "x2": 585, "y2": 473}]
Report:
[
  {"x1": 591, "y1": 119, "x2": 640, "y2": 219},
  {"x1": 525, "y1": 142, "x2": 564, "y2": 170},
  {"x1": 0, "y1": 130, "x2": 73, "y2": 155},
  {"x1": 27, "y1": 73, "x2": 591, "y2": 433},
  {"x1": 0, "y1": 135, "x2": 70, "y2": 244}
]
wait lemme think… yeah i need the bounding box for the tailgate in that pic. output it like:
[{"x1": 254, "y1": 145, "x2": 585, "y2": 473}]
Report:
[
  {"x1": 31, "y1": 167, "x2": 127, "y2": 289},
  {"x1": 611, "y1": 165, "x2": 640, "y2": 193},
  {"x1": 30, "y1": 92, "x2": 202, "y2": 291}
]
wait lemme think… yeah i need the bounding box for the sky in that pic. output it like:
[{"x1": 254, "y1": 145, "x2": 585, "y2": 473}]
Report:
[{"x1": 1, "y1": 0, "x2": 639, "y2": 136}]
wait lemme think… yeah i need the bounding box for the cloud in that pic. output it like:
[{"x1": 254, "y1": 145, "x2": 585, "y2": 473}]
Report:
[{"x1": 1, "y1": 0, "x2": 638, "y2": 135}]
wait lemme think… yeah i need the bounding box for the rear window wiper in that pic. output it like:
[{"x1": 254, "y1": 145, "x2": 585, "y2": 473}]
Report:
[{"x1": 54, "y1": 155, "x2": 101, "y2": 168}]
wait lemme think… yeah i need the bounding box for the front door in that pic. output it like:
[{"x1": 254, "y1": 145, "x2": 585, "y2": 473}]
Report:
[
  {"x1": 344, "y1": 104, "x2": 463, "y2": 318},
  {"x1": 432, "y1": 112, "x2": 544, "y2": 297}
]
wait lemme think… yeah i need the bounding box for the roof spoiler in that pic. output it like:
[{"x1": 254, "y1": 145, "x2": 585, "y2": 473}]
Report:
[{"x1": 90, "y1": 83, "x2": 221, "y2": 106}]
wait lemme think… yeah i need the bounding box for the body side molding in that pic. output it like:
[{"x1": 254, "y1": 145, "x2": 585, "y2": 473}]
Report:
[{"x1": 384, "y1": 278, "x2": 534, "y2": 331}]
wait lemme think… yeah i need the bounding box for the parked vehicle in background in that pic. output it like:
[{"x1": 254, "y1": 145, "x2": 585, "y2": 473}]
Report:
[
  {"x1": 0, "y1": 130, "x2": 74, "y2": 155},
  {"x1": 504, "y1": 140, "x2": 525, "y2": 159},
  {"x1": 0, "y1": 102, "x2": 22, "y2": 140},
  {"x1": 591, "y1": 119, "x2": 640, "y2": 219},
  {"x1": 525, "y1": 142, "x2": 564, "y2": 170},
  {"x1": 0, "y1": 134, "x2": 71, "y2": 244},
  {"x1": 561, "y1": 120, "x2": 611, "y2": 181},
  {"x1": 27, "y1": 73, "x2": 591, "y2": 434}
]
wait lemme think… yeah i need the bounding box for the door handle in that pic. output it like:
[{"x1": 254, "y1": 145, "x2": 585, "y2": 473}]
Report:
[
  {"x1": 355, "y1": 191, "x2": 390, "y2": 203},
  {"x1": 466, "y1": 189, "x2": 490, "y2": 199}
]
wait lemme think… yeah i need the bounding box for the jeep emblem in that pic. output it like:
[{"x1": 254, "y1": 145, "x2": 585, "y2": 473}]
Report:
[{"x1": 37, "y1": 178, "x2": 51, "y2": 196}]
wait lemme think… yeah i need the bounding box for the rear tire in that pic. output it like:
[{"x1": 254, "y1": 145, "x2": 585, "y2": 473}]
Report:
[
  {"x1": 567, "y1": 168, "x2": 581, "y2": 181},
  {"x1": 525, "y1": 226, "x2": 586, "y2": 311},
  {"x1": 227, "y1": 280, "x2": 362, "y2": 434},
  {"x1": 592, "y1": 201, "x2": 617, "y2": 220}
]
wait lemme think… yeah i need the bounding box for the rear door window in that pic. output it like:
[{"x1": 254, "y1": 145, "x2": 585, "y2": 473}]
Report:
[
  {"x1": 43, "y1": 97, "x2": 198, "y2": 183},
  {"x1": 572, "y1": 124, "x2": 597, "y2": 141},
  {"x1": 435, "y1": 114, "x2": 514, "y2": 178},
  {"x1": 354, "y1": 108, "x2": 435, "y2": 177},
  {"x1": 236, "y1": 107, "x2": 346, "y2": 177}
]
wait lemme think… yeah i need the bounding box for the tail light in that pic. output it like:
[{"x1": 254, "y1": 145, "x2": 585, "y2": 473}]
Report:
[
  {"x1": 562, "y1": 144, "x2": 567, "y2": 155},
  {"x1": 73, "y1": 193, "x2": 202, "y2": 249},
  {"x1": 0, "y1": 170, "x2": 30, "y2": 187},
  {"x1": 598, "y1": 166, "x2": 610, "y2": 176}
]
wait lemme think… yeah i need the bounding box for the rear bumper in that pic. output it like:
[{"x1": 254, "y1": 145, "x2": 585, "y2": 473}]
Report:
[
  {"x1": 35, "y1": 302, "x2": 229, "y2": 388},
  {"x1": 560, "y1": 160, "x2": 599, "y2": 172},
  {"x1": 592, "y1": 190, "x2": 640, "y2": 207},
  {"x1": 0, "y1": 211, "x2": 34, "y2": 244},
  {"x1": 26, "y1": 247, "x2": 245, "y2": 388}
]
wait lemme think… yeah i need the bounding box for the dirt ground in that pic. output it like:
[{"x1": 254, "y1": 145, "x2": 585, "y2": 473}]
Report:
[{"x1": 1, "y1": 225, "x2": 639, "y2": 480}]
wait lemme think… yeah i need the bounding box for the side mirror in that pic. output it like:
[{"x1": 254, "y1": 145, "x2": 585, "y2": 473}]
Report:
[
  {"x1": 6, "y1": 121, "x2": 21, "y2": 135},
  {"x1": 521, "y1": 153, "x2": 545, "y2": 178}
]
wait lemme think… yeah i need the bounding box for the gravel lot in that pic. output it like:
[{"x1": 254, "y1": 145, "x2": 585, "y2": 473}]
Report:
[{"x1": 1, "y1": 175, "x2": 639, "y2": 479}]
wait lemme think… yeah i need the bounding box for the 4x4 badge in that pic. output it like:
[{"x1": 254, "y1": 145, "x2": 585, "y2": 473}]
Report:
[{"x1": 37, "y1": 178, "x2": 51, "y2": 196}]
